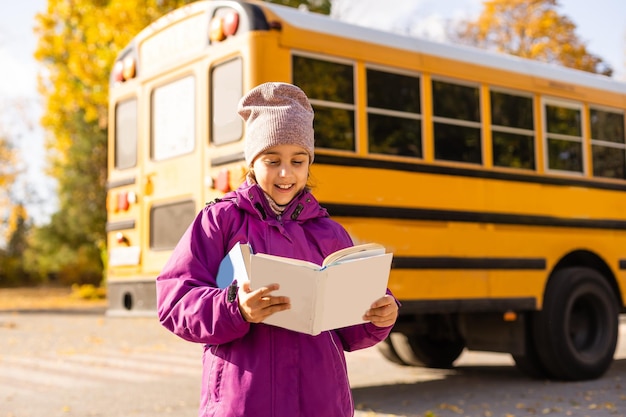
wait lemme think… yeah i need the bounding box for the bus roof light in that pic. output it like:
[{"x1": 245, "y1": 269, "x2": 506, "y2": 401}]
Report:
[
  {"x1": 122, "y1": 56, "x2": 136, "y2": 80},
  {"x1": 210, "y1": 10, "x2": 239, "y2": 42},
  {"x1": 209, "y1": 16, "x2": 226, "y2": 42},
  {"x1": 113, "y1": 61, "x2": 124, "y2": 83},
  {"x1": 222, "y1": 11, "x2": 239, "y2": 37}
]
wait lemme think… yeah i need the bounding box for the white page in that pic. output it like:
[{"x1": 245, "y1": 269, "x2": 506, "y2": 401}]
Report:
[{"x1": 319, "y1": 253, "x2": 393, "y2": 332}]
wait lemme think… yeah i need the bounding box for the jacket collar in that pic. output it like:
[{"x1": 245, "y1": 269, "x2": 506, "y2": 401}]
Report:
[{"x1": 229, "y1": 182, "x2": 328, "y2": 223}]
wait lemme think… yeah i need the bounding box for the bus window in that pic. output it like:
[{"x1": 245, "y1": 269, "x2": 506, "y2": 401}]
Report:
[
  {"x1": 366, "y1": 68, "x2": 422, "y2": 158},
  {"x1": 211, "y1": 58, "x2": 243, "y2": 145},
  {"x1": 490, "y1": 90, "x2": 535, "y2": 170},
  {"x1": 152, "y1": 75, "x2": 196, "y2": 161},
  {"x1": 292, "y1": 54, "x2": 355, "y2": 151},
  {"x1": 544, "y1": 102, "x2": 583, "y2": 173},
  {"x1": 115, "y1": 98, "x2": 138, "y2": 170},
  {"x1": 590, "y1": 108, "x2": 625, "y2": 179},
  {"x1": 432, "y1": 79, "x2": 481, "y2": 164},
  {"x1": 150, "y1": 200, "x2": 197, "y2": 250}
]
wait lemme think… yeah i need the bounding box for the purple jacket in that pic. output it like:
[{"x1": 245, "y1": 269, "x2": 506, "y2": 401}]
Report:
[{"x1": 156, "y1": 182, "x2": 394, "y2": 417}]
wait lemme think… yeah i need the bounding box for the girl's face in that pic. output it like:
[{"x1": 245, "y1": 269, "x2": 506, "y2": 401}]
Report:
[{"x1": 251, "y1": 144, "x2": 310, "y2": 206}]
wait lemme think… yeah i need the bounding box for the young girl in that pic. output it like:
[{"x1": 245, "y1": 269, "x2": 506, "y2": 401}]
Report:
[{"x1": 156, "y1": 82, "x2": 398, "y2": 417}]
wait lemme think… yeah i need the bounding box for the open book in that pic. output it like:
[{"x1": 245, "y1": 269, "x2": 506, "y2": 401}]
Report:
[{"x1": 216, "y1": 242, "x2": 393, "y2": 335}]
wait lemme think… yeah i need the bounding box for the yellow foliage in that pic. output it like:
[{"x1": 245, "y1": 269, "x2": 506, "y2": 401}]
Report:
[
  {"x1": 454, "y1": 0, "x2": 612, "y2": 76},
  {"x1": 6, "y1": 204, "x2": 28, "y2": 243},
  {"x1": 70, "y1": 283, "x2": 106, "y2": 300},
  {"x1": 0, "y1": 134, "x2": 19, "y2": 221},
  {"x1": 0, "y1": 137, "x2": 17, "y2": 188},
  {"x1": 33, "y1": 0, "x2": 195, "y2": 177}
]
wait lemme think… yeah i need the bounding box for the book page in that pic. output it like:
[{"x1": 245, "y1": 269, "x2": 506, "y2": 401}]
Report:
[
  {"x1": 318, "y1": 253, "x2": 393, "y2": 333},
  {"x1": 322, "y1": 243, "x2": 385, "y2": 267},
  {"x1": 249, "y1": 255, "x2": 320, "y2": 334}
]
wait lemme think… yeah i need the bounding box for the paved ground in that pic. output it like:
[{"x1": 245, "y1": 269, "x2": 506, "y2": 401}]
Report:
[{"x1": 2, "y1": 290, "x2": 626, "y2": 417}]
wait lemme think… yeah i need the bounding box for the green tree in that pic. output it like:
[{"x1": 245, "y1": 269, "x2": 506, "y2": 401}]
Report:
[
  {"x1": 452, "y1": 0, "x2": 612, "y2": 76},
  {"x1": 0, "y1": 204, "x2": 37, "y2": 287}
]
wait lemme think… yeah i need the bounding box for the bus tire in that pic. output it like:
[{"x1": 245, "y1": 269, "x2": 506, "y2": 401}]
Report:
[
  {"x1": 377, "y1": 336, "x2": 408, "y2": 366},
  {"x1": 533, "y1": 267, "x2": 618, "y2": 381},
  {"x1": 389, "y1": 331, "x2": 464, "y2": 368}
]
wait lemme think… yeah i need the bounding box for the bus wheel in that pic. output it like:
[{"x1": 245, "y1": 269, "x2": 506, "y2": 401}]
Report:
[
  {"x1": 533, "y1": 267, "x2": 618, "y2": 381},
  {"x1": 389, "y1": 331, "x2": 464, "y2": 368},
  {"x1": 377, "y1": 336, "x2": 408, "y2": 366}
]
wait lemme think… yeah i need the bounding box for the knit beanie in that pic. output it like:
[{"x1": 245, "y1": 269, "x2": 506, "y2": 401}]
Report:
[{"x1": 238, "y1": 82, "x2": 314, "y2": 166}]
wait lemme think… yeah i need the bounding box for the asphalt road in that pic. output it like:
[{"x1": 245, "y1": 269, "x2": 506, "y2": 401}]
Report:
[{"x1": 1, "y1": 311, "x2": 626, "y2": 417}]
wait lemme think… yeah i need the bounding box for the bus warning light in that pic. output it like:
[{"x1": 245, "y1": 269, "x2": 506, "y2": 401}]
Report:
[
  {"x1": 223, "y1": 11, "x2": 239, "y2": 37},
  {"x1": 112, "y1": 61, "x2": 124, "y2": 83},
  {"x1": 115, "y1": 232, "x2": 130, "y2": 246},
  {"x1": 112, "y1": 56, "x2": 136, "y2": 83},
  {"x1": 210, "y1": 16, "x2": 226, "y2": 42},
  {"x1": 215, "y1": 169, "x2": 231, "y2": 193},
  {"x1": 117, "y1": 191, "x2": 130, "y2": 212},
  {"x1": 122, "y1": 56, "x2": 136, "y2": 80},
  {"x1": 503, "y1": 311, "x2": 517, "y2": 322},
  {"x1": 209, "y1": 11, "x2": 239, "y2": 42}
]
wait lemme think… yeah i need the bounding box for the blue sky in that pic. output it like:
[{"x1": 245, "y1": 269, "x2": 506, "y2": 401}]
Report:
[{"x1": 0, "y1": 0, "x2": 624, "y2": 224}]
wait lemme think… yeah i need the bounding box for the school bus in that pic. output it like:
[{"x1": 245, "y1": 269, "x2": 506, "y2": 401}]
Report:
[{"x1": 106, "y1": 0, "x2": 626, "y2": 380}]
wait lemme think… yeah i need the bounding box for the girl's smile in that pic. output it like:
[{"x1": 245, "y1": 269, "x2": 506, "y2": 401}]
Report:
[{"x1": 252, "y1": 144, "x2": 310, "y2": 206}]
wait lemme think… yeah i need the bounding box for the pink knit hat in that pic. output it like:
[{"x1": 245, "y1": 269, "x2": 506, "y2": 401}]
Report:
[{"x1": 238, "y1": 82, "x2": 314, "y2": 166}]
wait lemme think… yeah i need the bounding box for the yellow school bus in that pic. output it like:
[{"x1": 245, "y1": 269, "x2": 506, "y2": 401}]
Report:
[{"x1": 106, "y1": 0, "x2": 626, "y2": 380}]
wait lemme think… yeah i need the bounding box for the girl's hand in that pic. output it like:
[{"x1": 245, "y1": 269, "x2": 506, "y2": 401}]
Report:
[
  {"x1": 364, "y1": 295, "x2": 398, "y2": 328},
  {"x1": 237, "y1": 281, "x2": 290, "y2": 323}
]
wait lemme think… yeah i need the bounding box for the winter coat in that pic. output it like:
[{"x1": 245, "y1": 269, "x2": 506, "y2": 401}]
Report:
[{"x1": 156, "y1": 181, "x2": 395, "y2": 417}]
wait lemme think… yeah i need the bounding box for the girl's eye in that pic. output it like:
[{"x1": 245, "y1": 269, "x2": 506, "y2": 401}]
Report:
[{"x1": 292, "y1": 160, "x2": 304, "y2": 166}]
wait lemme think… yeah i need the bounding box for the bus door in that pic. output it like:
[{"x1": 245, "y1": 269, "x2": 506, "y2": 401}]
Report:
[{"x1": 141, "y1": 73, "x2": 204, "y2": 275}]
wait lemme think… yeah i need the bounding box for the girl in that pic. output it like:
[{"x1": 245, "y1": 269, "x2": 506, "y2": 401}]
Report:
[{"x1": 156, "y1": 82, "x2": 398, "y2": 417}]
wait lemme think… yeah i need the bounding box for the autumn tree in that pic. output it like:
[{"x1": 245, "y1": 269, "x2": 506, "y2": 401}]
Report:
[
  {"x1": 452, "y1": 0, "x2": 612, "y2": 76},
  {"x1": 0, "y1": 137, "x2": 17, "y2": 213},
  {"x1": 0, "y1": 118, "x2": 20, "y2": 248},
  {"x1": 32, "y1": 0, "x2": 195, "y2": 285}
]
